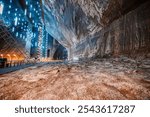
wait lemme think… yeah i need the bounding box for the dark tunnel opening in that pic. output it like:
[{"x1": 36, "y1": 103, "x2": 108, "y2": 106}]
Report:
[{"x1": 53, "y1": 44, "x2": 68, "y2": 60}]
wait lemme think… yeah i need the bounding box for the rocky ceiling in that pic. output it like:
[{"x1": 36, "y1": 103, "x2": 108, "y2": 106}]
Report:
[{"x1": 42, "y1": 0, "x2": 148, "y2": 49}]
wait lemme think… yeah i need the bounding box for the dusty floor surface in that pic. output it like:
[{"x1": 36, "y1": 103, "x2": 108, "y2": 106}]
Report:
[{"x1": 0, "y1": 57, "x2": 150, "y2": 100}]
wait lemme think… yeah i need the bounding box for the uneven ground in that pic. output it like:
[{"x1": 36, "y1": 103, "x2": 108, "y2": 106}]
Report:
[{"x1": 0, "y1": 57, "x2": 150, "y2": 100}]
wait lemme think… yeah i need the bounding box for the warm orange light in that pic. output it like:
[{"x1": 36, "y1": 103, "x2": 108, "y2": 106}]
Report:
[
  {"x1": 7, "y1": 54, "x2": 11, "y2": 61},
  {"x1": 0, "y1": 54, "x2": 3, "y2": 58},
  {"x1": 13, "y1": 54, "x2": 18, "y2": 60}
]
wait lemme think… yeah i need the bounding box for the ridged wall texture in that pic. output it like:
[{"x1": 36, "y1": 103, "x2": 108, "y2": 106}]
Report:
[
  {"x1": 74, "y1": 1, "x2": 150, "y2": 59},
  {"x1": 43, "y1": 0, "x2": 150, "y2": 59}
]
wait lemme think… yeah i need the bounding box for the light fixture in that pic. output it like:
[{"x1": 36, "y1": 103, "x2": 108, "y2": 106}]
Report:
[
  {"x1": 26, "y1": 1, "x2": 28, "y2": 5},
  {"x1": 0, "y1": 2, "x2": 4, "y2": 15},
  {"x1": 16, "y1": 32, "x2": 18, "y2": 37},
  {"x1": 0, "y1": 54, "x2": 3, "y2": 58},
  {"x1": 20, "y1": 34, "x2": 22, "y2": 38},
  {"x1": 73, "y1": 57, "x2": 79, "y2": 61},
  {"x1": 13, "y1": 54, "x2": 18, "y2": 60},
  {"x1": 24, "y1": 9, "x2": 27, "y2": 15},
  {"x1": 12, "y1": 27, "x2": 15, "y2": 32},
  {"x1": 29, "y1": 12, "x2": 32, "y2": 18},
  {"x1": 14, "y1": 17, "x2": 18, "y2": 26}
]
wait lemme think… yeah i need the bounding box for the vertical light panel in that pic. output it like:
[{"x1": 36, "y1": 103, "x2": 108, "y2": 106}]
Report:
[
  {"x1": 14, "y1": 17, "x2": 18, "y2": 26},
  {"x1": 0, "y1": 2, "x2": 4, "y2": 15},
  {"x1": 29, "y1": 12, "x2": 32, "y2": 18},
  {"x1": 24, "y1": 9, "x2": 27, "y2": 15}
]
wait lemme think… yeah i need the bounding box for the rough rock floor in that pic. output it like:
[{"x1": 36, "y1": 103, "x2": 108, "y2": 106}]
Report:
[{"x1": 0, "y1": 57, "x2": 150, "y2": 100}]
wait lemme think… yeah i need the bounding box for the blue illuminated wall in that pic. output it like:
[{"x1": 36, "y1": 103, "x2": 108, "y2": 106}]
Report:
[
  {"x1": 0, "y1": 0, "x2": 68, "y2": 60},
  {"x1": 0, "y1": 0, "x2": 49, "y2": 59}
]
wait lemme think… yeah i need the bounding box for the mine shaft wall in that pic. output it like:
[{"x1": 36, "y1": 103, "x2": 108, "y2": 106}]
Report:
[{"x1": 74, "y1": 1, "x2": 150, "y2": 59}]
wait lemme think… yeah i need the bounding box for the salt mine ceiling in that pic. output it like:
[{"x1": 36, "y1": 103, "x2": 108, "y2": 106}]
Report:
[
  {"x1": 42, "y1": 0, "x2": 148, "y2": 48},
  {"x1": 43, "y1": 0, "x2": 111, "y2": 47}
]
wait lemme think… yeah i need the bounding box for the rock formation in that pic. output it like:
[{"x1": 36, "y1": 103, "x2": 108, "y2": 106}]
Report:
[{"x1": 43, "y1": 0, "x2": 150, "y2": 59}]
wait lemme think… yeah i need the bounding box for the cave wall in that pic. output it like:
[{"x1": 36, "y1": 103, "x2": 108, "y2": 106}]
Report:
[
  {"x1": 74, "y1": 1, "x2": 150, "y2": 59},
  {"x1": 43, "y1": 0, "x2": 150, "y2": 60},
  {"x1": 43, "y1": 0, "x2": 111, "y2": 49}
]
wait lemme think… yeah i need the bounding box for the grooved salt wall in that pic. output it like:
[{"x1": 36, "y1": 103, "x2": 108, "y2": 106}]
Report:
[{"x1": 74, "y1": 1, "x2": 150, "y2": 59}]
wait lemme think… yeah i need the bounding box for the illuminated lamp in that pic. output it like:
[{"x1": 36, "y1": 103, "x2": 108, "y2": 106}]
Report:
[
  {"x1": 24, "y1": 9, "x2": 27, "y2": 15},
  {"x1": 0, "y1": 54, "x2": 3, "y2": 58},
  {"x1": 73, "y1": 57, "x2": 79, "y2": 61},
  {"x1": 29, "y1": 13, "x2": 31, "y2": 18},
  {"x1": 16, "y1": 32, "x2": 18, "y2": 37},
  {"x1": 13, "y1": 54, "x2": 18, "y2": 60},
  {"x1": 14, "y1": 17, "x2": 18, "y2": 26},
  {"x1": 20, "y1": 34, "x2": 22, "y2": 38},
  {"x1": 0, "y1": 2, "x2": 4, "y2": 15},
  {"x1": 7, "y1": 54, "x2": 11, "y2": 61},
  {"x1": 34, "y1": 33, "x2": 36, "y2": 38},
  {"x1": 12, "y1": 27, "x2": 15, "y2": 32},
  {"x1": 26, "y1": 1, "x2": 28, "y2": 5}
]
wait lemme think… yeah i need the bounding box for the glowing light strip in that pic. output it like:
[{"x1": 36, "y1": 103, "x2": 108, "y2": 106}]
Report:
[
  {"x1": 24, "y1": 9, "x2": 27, "y2": 15},
  {"x1": 0, "y1": 2, "x2": 4, "y2": 15},
  {"x1": 14, "y1": 17, "x2": 18, "y2": 26}
]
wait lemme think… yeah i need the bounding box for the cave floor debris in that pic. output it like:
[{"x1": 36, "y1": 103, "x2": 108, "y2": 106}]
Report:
[{"x1": 0, "y1": 57, "x2": 150, "y2": 100}]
